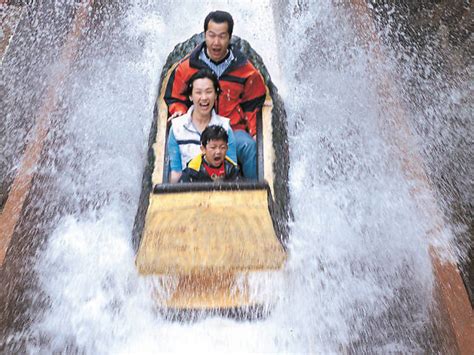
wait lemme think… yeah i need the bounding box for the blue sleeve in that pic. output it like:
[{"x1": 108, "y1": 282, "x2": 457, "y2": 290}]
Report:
[
  {"x1": 167, "y1": 129, "x2": 182, "y2": 171},
  {"x1": 226, "y1": 128, "x2": 237, "y2": 163}
]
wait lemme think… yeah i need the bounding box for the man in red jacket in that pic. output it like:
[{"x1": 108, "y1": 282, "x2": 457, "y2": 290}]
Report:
[{"x1": 165, "y1": 10, "x2": 266, "y2": 180}]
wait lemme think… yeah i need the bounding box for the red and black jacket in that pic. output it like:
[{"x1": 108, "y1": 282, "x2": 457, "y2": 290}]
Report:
[
  {"x1": 179, "y1": 155, "x2": 240, "y2": 183},
  {"x1": 164, "y1": 42, "x2": 266, "y2": 137}
]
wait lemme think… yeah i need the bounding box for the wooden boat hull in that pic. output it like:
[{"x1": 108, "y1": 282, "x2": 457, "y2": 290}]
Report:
[{"x1": 134, "y1": 34, "x2": 290, "y2": 311}]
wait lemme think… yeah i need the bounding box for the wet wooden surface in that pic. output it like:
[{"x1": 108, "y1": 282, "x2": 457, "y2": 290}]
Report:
[
  {"x1": 152, "y1": 272, "x2": 255, "y2": 309},
  {"x1": 0, "y1": 2, "x2": 94, "y2": 265},
  {"x1": 1, "y1": 2, "x2": 95, "y2": 351},
  {"x1": 0, "y1": 3, "x2": 23, "y2": 62},
  {"x1": 136, "y1": 189, "x2": 286, "y2": 275},
  {"x1": 137, "y1": 188, "x2": 286, "y2": 309}
]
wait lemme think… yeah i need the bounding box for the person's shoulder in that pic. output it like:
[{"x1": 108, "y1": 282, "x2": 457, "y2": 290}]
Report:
[
  {"x1": 214, "y1": 114, "x2": 231, "y2": 126},
  {"x1": 175, "y1": 49, "x2": 197, "y2": 73},
  {"x1": 187, "y1": 154, "x2": 203, "y2": 172},
  {"x1": 183, "y1": 42, "x2": 206, "y2": 68},
  {"x1": 228, "y1": 49, "x2": 259, "y2": 77},
  {"x1": 175, "y1": 56, "x2": 192, "y2": 74},
  {"x1": 230, "y1": 44, "x2": 247, "y2": 60},
  {"x1": 230, "y1": 45, "x2": 257, "y2": 67},
  {"x1": 209, "y1": 110, "x2": 231, "y2": 128},
  {"x1": 224, "y1": 157, "x2": 240, "y2": 181},
  {"x1": 240, "y1": 58, "x2": 259, "y2": 74},
  {"x1": 172, "y1": 114, "x2": 188, "y2": 124},
  {"x1": 171, "y1": 110, "x2": 191, "y2": 128}
]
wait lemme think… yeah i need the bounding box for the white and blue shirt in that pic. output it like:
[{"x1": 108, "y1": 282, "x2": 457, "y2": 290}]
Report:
[
  {"x1": 198, "y1": 47, "x2": 235, "y2": 79},
  {"x1": 167, "y1": 106, "x2": 237, "y2": 171}
]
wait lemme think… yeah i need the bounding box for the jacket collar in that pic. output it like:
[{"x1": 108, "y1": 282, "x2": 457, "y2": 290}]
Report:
[
  {"x1": 189, "y1": 42, "x2": 247, "y2": 75},
  {"x1": 183, "y1": 105, "x2": 222, "y2": 133},
  {"x1": 188, "y1": 154, "x2": 235, "y2": 174},
  {"x1": 187, "y1": 153, "x2": 203, "y2": 172}
]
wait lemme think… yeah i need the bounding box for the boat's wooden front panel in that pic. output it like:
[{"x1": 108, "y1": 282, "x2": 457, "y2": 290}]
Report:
[
  {"x1": 136, "y1": 189, "x2": 286, "y2": 276},
  {"x1": 152, "y1": 272, "x2": 255, "y2": 309}
]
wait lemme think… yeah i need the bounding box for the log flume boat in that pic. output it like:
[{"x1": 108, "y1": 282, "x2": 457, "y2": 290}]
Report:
[{"x1": 133, "y1": 33, "x2": 291, "y2": 318}]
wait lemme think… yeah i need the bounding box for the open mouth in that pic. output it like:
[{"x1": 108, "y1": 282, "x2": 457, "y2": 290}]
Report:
[
  {"x1": 210, "y1": 48, "x2": 222, "y2": 57},
  {"x1": 199, "y1": 102, "x2": 211, "y2": 110}
]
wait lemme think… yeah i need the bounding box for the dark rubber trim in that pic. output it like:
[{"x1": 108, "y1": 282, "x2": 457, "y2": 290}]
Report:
[{"x1": 153, "y1": 181, "x2": 270, "y2": 194}]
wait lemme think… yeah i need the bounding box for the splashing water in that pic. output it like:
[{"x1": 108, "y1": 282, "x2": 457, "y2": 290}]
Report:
[{"x1": 2, "y1": 0, "x2": 469, "y2": 353}]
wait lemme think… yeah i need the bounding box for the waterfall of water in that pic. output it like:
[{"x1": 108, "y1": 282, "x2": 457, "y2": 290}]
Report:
[{"x1": 2, "y1": 1, "x2": 468, "y2": 353}]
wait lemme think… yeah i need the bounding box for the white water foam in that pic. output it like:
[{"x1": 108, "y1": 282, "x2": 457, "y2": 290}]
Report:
[{"x1": 21, "y1": 1, "x2": 464, "y2": 353}]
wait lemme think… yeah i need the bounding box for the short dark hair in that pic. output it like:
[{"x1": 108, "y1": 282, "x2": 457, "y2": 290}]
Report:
[
  {"x1": 204, "y1": 11, "x2": 234, "y2": 37},
  {"x1": 183, "y1": 69, "x2": 221, "y2": 97},
  {"x1": 201, "y1": 125, "x2": 228, "y2": 147}
]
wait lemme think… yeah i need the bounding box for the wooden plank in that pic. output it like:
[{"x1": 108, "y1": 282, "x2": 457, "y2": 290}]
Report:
[
  {"x1": 0, "y1": 1, "x2": 94, "y2": 265},
  {"x1": 262, "y1": 87, "x2": 275, "y2": 197},
  {"x1": 0, "y1": 3, "x2": 23, "y2": 62},
  {"x1": 151, "y1": 272, "x2": 254, "y2": 309},
  {"x1": 432, "y1": 253, "x2": 474, "y2": 355},
  {"x1": 136, "y1": 189, "x2": 286, "y2": 275}
]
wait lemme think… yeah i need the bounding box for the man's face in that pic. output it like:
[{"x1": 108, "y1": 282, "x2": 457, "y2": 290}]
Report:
[
  {"x1": 201, "y1": 139, "x2": 228, "y2": 167},
  {"x1": 205, "y1": 20, "x2": 231, "y2": 62}
]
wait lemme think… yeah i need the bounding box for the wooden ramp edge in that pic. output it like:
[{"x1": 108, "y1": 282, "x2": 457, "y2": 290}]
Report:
[{"x1": 0, "y1": 1, "x2": 94, "y2": 266}]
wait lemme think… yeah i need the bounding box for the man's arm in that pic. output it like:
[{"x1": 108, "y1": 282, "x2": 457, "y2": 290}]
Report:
[
  {"x1": 240, "y1": 68, "x2": 266, "y2": 137},
  {"x1": 164, "y1": 63, "x2": 190, "y2": 117}
]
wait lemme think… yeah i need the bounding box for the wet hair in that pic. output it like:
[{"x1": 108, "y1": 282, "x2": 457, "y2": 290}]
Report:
[
  {"x1": 183, "y1": 69, "x2": 221, "y2": 97},
  {"x1": 204, "y1": 10, "x2": 234, "y2": 37},
  {"x1": 201, "y1": 125, "x2": 228, "y2": 147}
]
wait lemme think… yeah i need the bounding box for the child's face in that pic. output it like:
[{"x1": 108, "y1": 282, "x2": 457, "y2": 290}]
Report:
[{"x1": 201, "y1": 139, "x2": 228, "y2": 167}]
